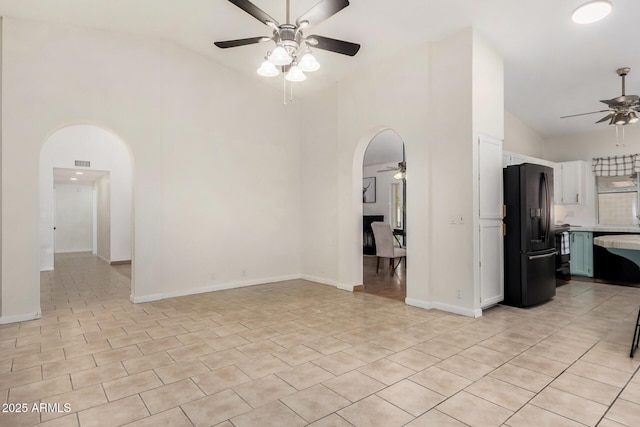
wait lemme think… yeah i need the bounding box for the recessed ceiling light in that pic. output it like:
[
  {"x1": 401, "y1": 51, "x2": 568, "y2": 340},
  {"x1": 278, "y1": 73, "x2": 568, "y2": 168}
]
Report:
[
  {"x1": 572, "y1": 1, "x2": 612, "y2": 24},
  {"x1": 70, "y1": 177, "x2": 78, "y2": 181},
  {"x1": 75, "y1": 171, "x2": 84, "y2": 175}
]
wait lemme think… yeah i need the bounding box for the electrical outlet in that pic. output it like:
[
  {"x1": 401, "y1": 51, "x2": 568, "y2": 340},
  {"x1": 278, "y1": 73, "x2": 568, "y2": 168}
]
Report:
[
  {"x1": 241, "y1": 269, "x2": 247, "y2": 277},
  {"x1": 211, "y1": 272, "x2": 216, "y2": 280},
  {"x1": 456, "y1": 289, "x2": 462, "y2": 298},
  {"x1": 458, "y1": 216, "x2": 464, "y2": 224},
  {"x1": 449, "y1": 215, "x2": 457, "y2": 224}
]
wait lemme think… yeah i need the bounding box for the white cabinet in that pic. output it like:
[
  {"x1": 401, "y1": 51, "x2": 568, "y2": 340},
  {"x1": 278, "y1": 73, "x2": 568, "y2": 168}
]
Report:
[
  {"x1": 480, "y1": 222, "x2": 504, "y2": 307},
  {"x1": 477, "y1": 136, "x2": 504, "y2": 308},
  {"x1": 480, "y1": 139, "x2": 504, "y2": 219},
  {"x1": 555, "y1": 161, "x2": 586, "y2": 205}
]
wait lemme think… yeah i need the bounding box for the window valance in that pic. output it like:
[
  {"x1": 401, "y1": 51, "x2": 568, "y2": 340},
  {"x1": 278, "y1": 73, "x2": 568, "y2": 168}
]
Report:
[{"x1": 592, "y1": 154, "x2": 640, "y2": 176}]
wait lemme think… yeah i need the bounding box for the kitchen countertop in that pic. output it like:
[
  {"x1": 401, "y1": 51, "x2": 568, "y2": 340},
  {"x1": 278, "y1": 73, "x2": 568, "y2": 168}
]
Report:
[
  {"x1": 594, "y1": 235, "x2": 640, "y2": 250},
  {"x1": 567, "y1": 225, "x2": 640, "y2": 233}
]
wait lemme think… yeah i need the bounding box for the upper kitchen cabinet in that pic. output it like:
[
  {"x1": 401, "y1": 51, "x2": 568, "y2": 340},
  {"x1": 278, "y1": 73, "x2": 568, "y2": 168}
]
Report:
[{"x1": 555, "y1": 161, "x2": 587, "y2": 205}]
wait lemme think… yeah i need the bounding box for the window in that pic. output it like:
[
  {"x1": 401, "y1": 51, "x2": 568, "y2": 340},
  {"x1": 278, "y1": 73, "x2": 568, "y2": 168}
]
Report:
[
  {"x1": 390, "y1": 182, "x2": 404, "y2": 229},
  {"x1": 597, "y1": 175, "x2": 639, "y2": 225}
]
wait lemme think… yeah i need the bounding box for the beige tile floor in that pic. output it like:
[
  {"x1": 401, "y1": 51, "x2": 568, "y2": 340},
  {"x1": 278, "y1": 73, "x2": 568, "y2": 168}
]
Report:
[{"x1": 1, "y1": 253, "x2": 640, "y2": 426}]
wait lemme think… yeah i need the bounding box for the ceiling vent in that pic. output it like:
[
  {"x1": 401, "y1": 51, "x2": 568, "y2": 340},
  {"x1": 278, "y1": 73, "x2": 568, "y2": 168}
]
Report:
[{"x1": 74, "y1": 160, "x2": 90, "y2": 167}]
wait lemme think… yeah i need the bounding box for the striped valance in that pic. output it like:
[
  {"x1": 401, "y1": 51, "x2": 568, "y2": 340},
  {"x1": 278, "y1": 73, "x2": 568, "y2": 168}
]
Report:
[{"x1": 592, "y1": 154, "x2": 640, "y2": 176}]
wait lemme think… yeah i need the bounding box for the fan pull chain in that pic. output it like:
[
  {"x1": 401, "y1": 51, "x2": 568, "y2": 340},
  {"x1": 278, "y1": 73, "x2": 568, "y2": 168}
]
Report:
[
  {"x1": 290, "y1": 80, "x2": 294, "y2": 102},
  {"x1": 283, "y1": 74, "x2": 287, "y2": 105},
  {"x1": 615, "y1": 124, "x2": 626, "y2": 147}
]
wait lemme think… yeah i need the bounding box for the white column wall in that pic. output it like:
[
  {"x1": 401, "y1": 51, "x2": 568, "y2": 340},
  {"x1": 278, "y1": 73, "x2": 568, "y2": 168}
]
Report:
[
  {"x1": 1, "y1": 17, "x2": 302, "y2": 321},
  {"x1": 427, "y1": 30, "x2": 475, "y2": 312}
]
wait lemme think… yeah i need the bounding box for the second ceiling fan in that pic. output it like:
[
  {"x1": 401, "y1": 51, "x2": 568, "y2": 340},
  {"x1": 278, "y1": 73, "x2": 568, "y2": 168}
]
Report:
[{"x1": 561, "y1": 67, "x2": 640, "y2": 126}]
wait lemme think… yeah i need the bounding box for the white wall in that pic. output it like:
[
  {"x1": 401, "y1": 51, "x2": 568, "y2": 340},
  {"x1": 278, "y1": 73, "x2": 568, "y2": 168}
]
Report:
[
  {"x1": 54, "y1": 183, "x2": 94, "y2": 253},
  {"x1": 505, "y1": 110, "x2": 545, "y2": 158},
  {"x1": 362, "y1": 163, "x2": 402, "y2": 222},
  {"x1": 96, "y1": 174, "x2": 110, "y2": 261},
  {"x1": 1, "y1": 17, "x2": 302, "y2": 322},
  {"x1": 543, "y1": 125, "x2": 640, "y2": 161},
  {"x1": 335, "y1": 41, "x2": 432, "y2": 303},
  {"x1": 299, "y1": 87, "x2": 339, "y2": 284},
  {"x1": 300, "y1": 28, "x2": 503, "y2": 317},
  {"x1": 40, "y1": 125, "x2": 131, "y2": 270}
]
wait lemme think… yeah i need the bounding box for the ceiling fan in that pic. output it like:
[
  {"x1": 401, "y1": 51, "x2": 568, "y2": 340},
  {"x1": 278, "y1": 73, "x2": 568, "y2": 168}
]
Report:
[
  {"x1": 561, "y1": 67, "x2": 640, "y2": 126},
  {"x1": 214, "y1": 0, "x2": 361, "y2": 68},
  {"x1": 377, "y1": 145, "x2": 406, "y2": 180}
]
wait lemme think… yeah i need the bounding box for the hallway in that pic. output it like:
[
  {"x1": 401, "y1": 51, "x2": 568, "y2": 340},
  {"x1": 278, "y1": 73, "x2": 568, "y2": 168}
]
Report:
[{"x1": 1, "y1": 253, "x2": 640, "y2": 426}]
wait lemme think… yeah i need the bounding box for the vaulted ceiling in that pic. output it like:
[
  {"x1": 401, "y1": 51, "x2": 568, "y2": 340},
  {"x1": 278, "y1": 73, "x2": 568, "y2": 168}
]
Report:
[{"x1": 0, "y1": 0, "x2": 637, "y2": 137}]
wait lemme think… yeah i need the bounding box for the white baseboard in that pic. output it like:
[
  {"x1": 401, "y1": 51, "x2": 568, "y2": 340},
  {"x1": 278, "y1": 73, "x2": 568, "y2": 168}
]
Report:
[
  {"x1": 96, "y1": 254, "x2": 110, "y2": 264},
  {"x1": 406, "y1": 298, "x2": 482, "y2": 318},
  {"x1": 130, "y1": 274, "x2": 357, "y2": 304},
  {"x1": 405, "y1": 298, "x2": 433, "y2": 310},
  {"x1": 301, "y1": 275, "x2": 353, "y2": 291},
  {"x1": 299, "y1": 274, "x2": 341, "y2": 288},
  {"x1": 130, "y1": 274, "x2": 301, "y2": 303},
  {"x1": 0, "y1": 310, "x2": 42, "y2": 325},
  {"x1": 336, "y1": 283, "x2": 355, "y2": 292}
]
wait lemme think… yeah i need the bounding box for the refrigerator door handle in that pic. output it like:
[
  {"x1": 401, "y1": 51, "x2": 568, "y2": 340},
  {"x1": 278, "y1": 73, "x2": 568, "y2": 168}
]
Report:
[
  {"x1": 528, "y1": 251, "x2": 557, "y2": 260},
  {"x1": 542, "y1": 171, "x2": 550, "y2": 244}
]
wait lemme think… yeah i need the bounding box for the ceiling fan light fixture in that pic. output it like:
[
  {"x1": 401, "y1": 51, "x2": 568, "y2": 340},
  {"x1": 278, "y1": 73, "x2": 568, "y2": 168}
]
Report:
[
  {"x1": 257, "y1": 60, "x2": 279, "y2": 77},
  {"x1": 285, "y1": 64, "x2": 306, "y2": 82},
  {"x1": 571, "y1": 1, "x2": 612, "y2": 24},
  {"x1": 613, "y1": 111, "x2": 628, "y2": 125},
  {"x1": 269, "y1": 45, "x2": 293, "y2": 66},
  {"x1": 628, "y1": 112, "x2": 639, "y2": 124},
  {"x1": 394, "y1": 171, "x2": 406, "y2": 180},
  {"x1": 298, "y1": 53, "x2": 320, "y2": 72}
]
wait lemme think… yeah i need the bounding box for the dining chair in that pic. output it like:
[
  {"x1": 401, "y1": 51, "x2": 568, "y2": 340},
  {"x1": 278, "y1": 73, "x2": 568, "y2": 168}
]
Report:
[{"x1": 371, "y1": 222, "x2": 407, "y2": 273}]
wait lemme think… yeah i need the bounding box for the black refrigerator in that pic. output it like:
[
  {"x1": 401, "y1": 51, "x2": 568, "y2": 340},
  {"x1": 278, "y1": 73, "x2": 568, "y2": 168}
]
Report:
[{"x1": 503, "y1": 163, "x2": 556, "y2": 307}]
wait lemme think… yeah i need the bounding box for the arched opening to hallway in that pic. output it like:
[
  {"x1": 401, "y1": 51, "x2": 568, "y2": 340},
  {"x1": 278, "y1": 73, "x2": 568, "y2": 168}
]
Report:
[
  {"x1": 39, "y1": 124, "x2": 134, "y2": 300},
  {"x1": 359, "y1": 129, "x2": 406, "y2": 301}
]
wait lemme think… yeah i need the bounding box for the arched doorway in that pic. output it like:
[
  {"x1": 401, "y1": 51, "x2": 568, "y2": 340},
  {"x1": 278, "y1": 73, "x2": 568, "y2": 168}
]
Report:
[
  {"x1": 39, "y1": 124, "x2": 134, "y2": 291},
  {"x1": 359, "y1": 129, "x2": 406, "y2": 300}
]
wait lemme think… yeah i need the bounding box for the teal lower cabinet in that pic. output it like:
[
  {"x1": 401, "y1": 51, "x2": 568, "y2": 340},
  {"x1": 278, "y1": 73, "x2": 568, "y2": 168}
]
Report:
[{"x1": 570, "y1": 231, "x2": 593, "y2": 277}]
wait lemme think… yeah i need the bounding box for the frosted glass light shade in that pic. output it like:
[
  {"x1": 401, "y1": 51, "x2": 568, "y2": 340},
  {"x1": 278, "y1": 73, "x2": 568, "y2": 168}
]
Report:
[
  {"x1": 285, "y1": 64, "x2": 306, "y2": 82},
  {"x1": 628, "y1": 112, "x2": 639, "y2": 124},
  {"x1": 298, "y1": 53, "x2": 320, "y2": 72},
  {"x1": 257, "y1": 60, "x2": 279, "y2": 77},
  {"x1": 572, "y1": 1, "x2": 612, "y2": 24},
  {"x1": 269, "y1": 46, "x2": 293, "y2": 66},
  {"x1": 613, "y1": 112, "x2": 628, "y2": 125},
  {"x1": 394, "y1": 171, "x2": 405, "y2": 180}
]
